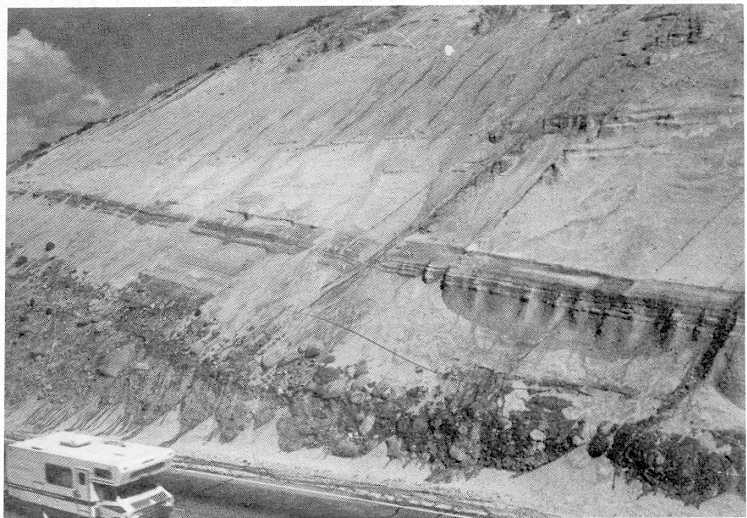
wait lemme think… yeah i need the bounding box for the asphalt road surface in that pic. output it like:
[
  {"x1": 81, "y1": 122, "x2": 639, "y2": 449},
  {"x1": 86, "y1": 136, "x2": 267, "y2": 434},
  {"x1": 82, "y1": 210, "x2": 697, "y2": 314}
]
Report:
[
  {"x1": 5, "y1": 469, "x2": 471, "y2": 518},
  {"x1": 162, "y1": 470, "x2": 470, "y2": 518}
]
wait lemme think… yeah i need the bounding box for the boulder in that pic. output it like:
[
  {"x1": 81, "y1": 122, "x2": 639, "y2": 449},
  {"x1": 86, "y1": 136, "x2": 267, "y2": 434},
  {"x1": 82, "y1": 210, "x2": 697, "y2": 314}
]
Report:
[
  {"x1": 331, "y1": 437, "x2": 360, "y2": 457},
  {"x1": 449, "y1": 443, "x2": 468, "y2": 462},
  {"x1": 385, "y1": 436, "x2": 404, "y2": 460},
  {"x1": 303, "y1": 346, "x2": 321, "y2": 358},
  {"x1": 348, "y1": 390, "x2": 366, "y2": 405},
  {"x1": 322, "y1": 377, "x2": 348, "y2": 399},
  {"x1": 529, "y1": 429, "x2": 546, "y2": 442},
  {"x1": 359, "y1": 414, "x2": 376, "y2": 435}
]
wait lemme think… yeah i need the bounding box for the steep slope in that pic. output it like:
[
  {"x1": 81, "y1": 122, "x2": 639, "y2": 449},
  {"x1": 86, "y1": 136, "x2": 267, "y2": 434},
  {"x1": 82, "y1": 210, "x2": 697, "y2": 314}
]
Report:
[{"x1": 6, "y1": 5, "x2": 744, "y2": 515}]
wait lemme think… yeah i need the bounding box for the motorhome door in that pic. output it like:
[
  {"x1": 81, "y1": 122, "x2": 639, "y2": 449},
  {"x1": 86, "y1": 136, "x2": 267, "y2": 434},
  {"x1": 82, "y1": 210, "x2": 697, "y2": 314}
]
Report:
[{"x1": 73, "y1": 467, "x2": 92, "y2": 515}]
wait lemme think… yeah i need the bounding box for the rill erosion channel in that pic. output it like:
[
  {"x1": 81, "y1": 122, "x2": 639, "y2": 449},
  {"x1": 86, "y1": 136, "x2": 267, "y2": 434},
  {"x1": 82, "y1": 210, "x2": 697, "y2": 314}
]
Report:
[{"x1": 5, "y1": 5, "x2": 746, "y2": 517}]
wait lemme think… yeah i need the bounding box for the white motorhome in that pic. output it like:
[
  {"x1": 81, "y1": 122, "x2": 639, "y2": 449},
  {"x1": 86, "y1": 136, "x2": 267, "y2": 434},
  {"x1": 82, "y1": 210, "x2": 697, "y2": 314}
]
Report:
[{"x1": 5, "y1": 432, "x2": 176, "y2": 518}]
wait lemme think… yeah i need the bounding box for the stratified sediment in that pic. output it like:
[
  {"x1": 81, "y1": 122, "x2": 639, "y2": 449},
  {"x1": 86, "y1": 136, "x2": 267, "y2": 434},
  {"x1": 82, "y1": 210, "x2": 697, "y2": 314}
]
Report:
[{"x1": 5, "y1": 4, "x2": 744, "y2": 514}]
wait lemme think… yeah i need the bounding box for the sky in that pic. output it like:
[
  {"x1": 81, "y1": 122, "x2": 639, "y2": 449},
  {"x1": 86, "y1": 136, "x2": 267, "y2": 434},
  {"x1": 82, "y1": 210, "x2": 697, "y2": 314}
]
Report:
[{"x1": 7, "y1": 7, "x2": 340, "y2": 161}]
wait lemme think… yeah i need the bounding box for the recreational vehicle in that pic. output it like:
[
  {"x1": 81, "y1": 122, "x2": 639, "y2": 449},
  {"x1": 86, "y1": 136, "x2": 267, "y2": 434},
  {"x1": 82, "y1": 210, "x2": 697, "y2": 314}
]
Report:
[{"x1": 5, "y1": 432, "x2": 175, "y2": 517}]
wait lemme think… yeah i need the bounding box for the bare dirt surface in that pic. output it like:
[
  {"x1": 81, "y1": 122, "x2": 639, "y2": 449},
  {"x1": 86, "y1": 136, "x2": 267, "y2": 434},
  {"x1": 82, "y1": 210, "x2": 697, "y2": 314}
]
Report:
[{"x1": 5, "y1": 5, "x2": 744, "y2": 516}]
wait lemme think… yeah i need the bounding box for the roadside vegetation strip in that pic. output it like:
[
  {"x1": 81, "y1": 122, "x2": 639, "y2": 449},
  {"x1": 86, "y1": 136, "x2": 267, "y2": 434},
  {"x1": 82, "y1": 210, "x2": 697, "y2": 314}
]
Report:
[{"x1": 172, "y1": 457, "x2": 501, "y2": 517}]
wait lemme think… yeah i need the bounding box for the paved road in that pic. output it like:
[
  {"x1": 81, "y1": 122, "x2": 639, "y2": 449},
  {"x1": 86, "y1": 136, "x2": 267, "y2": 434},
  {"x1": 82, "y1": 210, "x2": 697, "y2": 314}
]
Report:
[
  {"x1": 5, "y1": 470, "x2": 471, "y2": 518},
  {"x1": 162, "y1": 470, "x2": 470, "y2": 518}
]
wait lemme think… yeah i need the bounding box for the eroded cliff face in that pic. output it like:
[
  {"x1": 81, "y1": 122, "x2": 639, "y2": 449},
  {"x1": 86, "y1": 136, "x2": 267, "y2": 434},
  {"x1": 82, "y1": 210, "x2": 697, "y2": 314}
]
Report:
[{"x1": 6, "y1": 5, "x2": 744, "y2": 514}]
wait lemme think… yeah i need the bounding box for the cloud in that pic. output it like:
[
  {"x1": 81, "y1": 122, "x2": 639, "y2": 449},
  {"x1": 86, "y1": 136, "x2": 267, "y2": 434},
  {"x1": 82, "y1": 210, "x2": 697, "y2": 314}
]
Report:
[
  {"x1": 7, "y1": 29, "x2": 112, "y2": 161},
  {"x1": 137, "y1": 82, "x2": 165, "y2": 103},
  {"x1": 7, "y1": 116, "x2": 48, "y2": 161}
]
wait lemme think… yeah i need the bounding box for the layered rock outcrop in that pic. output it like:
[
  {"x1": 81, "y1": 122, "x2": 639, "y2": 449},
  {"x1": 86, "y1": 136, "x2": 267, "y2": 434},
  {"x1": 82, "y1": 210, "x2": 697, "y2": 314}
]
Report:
[{"x1": 6, "y1": 5, "x2": 744, "y2": 514}]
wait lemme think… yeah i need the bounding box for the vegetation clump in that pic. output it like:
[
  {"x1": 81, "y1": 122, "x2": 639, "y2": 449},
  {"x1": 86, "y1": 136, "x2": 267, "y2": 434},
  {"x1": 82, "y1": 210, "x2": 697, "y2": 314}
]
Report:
[
  {"x1": 275, "y1": 365, "x2": 582, "y2": 479},
  {"x1": 587, "y1": 422, "x2": 745, "y2": 506}
]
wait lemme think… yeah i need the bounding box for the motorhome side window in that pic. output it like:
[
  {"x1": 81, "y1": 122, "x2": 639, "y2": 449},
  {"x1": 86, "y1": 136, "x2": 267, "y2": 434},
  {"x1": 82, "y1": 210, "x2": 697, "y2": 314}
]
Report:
[
  {"x1": 45, "y1": 463, "x2": 73, "y2": 488},
  {"x1": 94, "y1": 468, "x2": 112, "y2": 479}
]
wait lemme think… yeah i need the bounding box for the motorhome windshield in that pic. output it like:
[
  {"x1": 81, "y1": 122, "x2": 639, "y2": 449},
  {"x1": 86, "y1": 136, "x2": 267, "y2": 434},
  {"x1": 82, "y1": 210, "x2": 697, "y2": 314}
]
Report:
[{"x1": 94, "y1": 476, "x2": 159, "y2": 501}]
